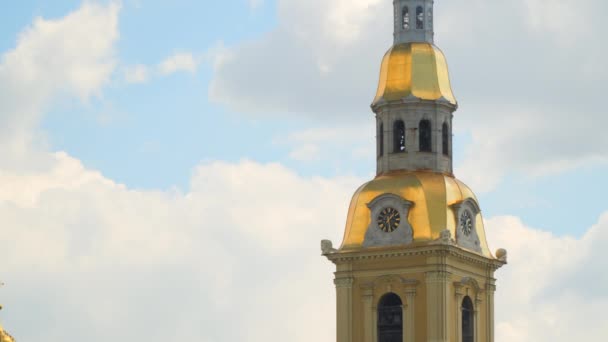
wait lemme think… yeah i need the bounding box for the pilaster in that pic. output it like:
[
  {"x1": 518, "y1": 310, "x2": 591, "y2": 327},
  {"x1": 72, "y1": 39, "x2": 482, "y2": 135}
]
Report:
[
  {"x1": 486, "y1": 281, "x2": 497, "y2": 342},
  {"x1": 403, "y1": 286, "x2": 417, "y2": 342},
  {"x1": 474, "y1": 297, "x2": 482, "y2": 342},
  {"x1": 425, "y1": 270, "x2": 451, "y2": 342},
  {"x1": 361, "y1": 284, "x2": 374, "y2": 342},
  {"x1": 335, "y1": 277, "x2": 354, "y2": 342},
  {"x1": 455, "y1": 290, "x2": 464, "y2": 342}
]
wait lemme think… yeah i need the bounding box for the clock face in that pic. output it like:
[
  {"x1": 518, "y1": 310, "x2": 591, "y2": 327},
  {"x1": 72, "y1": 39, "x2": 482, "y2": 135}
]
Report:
[
  {"x1": 377, "y1": 207, "x2": 401, "y2": 233},
  {"x1": 460, "y1": 210, "x2": 473, "y2": 236}
]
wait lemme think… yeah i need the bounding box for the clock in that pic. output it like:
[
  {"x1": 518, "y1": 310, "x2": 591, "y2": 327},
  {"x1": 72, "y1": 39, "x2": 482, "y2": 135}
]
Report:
[
  {"x1": 459, "y1": 210, "x2": 473, "y2": 236},
  {"x1": 377, "y1": 207, "x2": 401, "y2": 233}
]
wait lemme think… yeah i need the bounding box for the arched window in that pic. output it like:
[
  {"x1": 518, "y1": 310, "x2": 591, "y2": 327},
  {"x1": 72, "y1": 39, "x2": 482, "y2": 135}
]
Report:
[
  {"x1": 419, "y1": 120, "x2": 432, "y2": 152},
  {"x1": 442, "y1": 122, "x2": 449, "y2": 156},
  {"x1": 378, "y1": 293, "x2": 403, "y2": 342},
  {"x1": 378, "y1": 122, "x2": 384, "y2": 157},
  {"x1": 462, "y1": 296, "x2": 474, "y2": 342},
  {"x1": 393, "y1": 120, "x2": 406, "y2": 153},
  {"x1": 402, "y1": 7, "x2": 410, "y2": 30},
  {"x1": 416, "y1": 6, "x2": 424, "y2": 29}
]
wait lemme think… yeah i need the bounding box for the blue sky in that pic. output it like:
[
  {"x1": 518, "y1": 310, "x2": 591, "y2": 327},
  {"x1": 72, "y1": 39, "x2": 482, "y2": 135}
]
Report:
[
  {"x1": 39, "y1": 0, "x2": 282, "y2": 188},
  {"x1": 1, "y1": 1, "x2": 608, "y2": 341},
  {"x1": 4, "y1": 0, "x2": 602, "y2": 235}
]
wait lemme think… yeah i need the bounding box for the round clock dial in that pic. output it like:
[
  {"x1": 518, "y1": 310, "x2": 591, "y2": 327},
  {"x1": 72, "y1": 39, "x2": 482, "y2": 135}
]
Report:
[
  {"x1": 377, "y1": 207, "x2": 401, "y2": 233},
  {"x1": 460, "y1": 210, "x2": 473, "y2": 236}
]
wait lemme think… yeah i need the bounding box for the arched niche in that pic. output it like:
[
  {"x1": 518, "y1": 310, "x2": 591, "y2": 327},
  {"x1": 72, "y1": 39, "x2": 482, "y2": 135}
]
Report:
[
  {"x1": 454, "y1": 277, "x2": 484, "y2": 342},
  {"x1": 360, "y1": 275, "x2": 419, "y2": 342},
  {"x1": 378, "y1": 293, "x2": 403, "y2": 342}
]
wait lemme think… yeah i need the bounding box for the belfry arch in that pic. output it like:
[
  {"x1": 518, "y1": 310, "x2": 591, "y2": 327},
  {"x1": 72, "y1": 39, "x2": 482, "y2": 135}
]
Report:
[
  {"x1": 377, "y1": 293, "x2": 403, "y2": 342},
  {"x1": 462, "y1": 296, "x2": 475, "y2": 342},
  {"x1": 393, "y1": 120, "x2": 406, "y2": 153},
  {"x1": 419, "y1": 120, "x2": 432, "y2": 152}
]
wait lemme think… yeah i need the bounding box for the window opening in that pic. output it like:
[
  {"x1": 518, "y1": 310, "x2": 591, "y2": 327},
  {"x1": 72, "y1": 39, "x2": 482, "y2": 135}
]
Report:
[
  {"x1": 462, "y1": 296, "x2": 474, "y2": 342},
  {"x1": 378, "y1": 122, "x2": 384, "y2": 157},
  {"x1": 416, "y1": 6, "x2": 424, "y2": 29},
  {"x1": 394, "y1": 120, "x2": 406, "y2": 153},
  {"x1": 402, "y1": 7, "x2": 410, "y2": 30},
  {"x1": 442, "y1": 122, "x2": 449, "y2": 156},
  {"x1": 378, "y1": 293, "x2": 403, "y2": 342},
  {"x1": 419, "y1": 120, "x2": 432, "y2": 152}
]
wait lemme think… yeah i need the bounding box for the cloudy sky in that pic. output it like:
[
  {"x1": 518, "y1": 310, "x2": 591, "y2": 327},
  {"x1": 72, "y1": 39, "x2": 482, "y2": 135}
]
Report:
[{"x1": 0, "y1": 0, "x2": 607, "y2": 341}]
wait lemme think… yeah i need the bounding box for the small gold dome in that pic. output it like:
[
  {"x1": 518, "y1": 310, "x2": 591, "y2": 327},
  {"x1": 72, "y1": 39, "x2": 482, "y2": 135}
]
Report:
[
  {"x1": 339, "y1": 171, "x2": 492, "y2": 257},
  {"x1": 373, "y1": 43, "x2": 457, "y2": 106},
  {"x1": 0, "y1": 325, "x2": 14, "y2": 342}
]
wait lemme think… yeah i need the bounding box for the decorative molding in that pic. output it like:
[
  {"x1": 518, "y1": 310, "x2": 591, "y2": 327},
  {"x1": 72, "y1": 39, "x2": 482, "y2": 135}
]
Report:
[
  {"x1": 450, "y1": 198, "x2": 481, "y2": 214},
  {"x1": 363, "y1": 194, "x2": 414, "y2": 248},
  {"x1": 326, "y1": 244, "x2": 506, "y2": 270},
  {"x1": 321, "y1": 239, "x2": 338, "y2": 255},
  {"x1": 454, "y1": 277, "x2": 485, "y2": 309},
  {"x1": 371, "y1": 97, "x2": 457, "y2": 113},
  {"x1": 430, "y1": 229, "x2": 455, "y2": 246},
  {"x1": 425, "y1": 270, "x2": 452, "y2": 283},
  {"x1": 363, "y1": 275, "x2": 420, "y2": 300},
  {"x1": 454, "y1": 277, "x2": 482, "y2": 293},
  {"x1": 495, "y1": 248, "x2": 507, "y2": 263},
  {"x1": 367, "y1": 193, "x2": 414, "y2": 210},
  {"x1": 334, "y1": 277, "x2": 354, "y2": 288},
  {"x1": 450, "y1": 198, "x2": 482, "y2": 253}
]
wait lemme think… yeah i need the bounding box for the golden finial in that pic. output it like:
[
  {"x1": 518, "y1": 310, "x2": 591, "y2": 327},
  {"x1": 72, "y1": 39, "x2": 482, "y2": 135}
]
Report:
[{"x1": 0, "y1": 282, "x2": 15, "y2": 342}]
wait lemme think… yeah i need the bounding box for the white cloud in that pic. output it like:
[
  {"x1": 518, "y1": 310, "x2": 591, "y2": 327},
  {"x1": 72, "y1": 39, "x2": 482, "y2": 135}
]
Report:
[
  {"x1": 487, "y1": 214, "x2": 608, "y2": 341},
  {"x1": 1, "y1": 2, "x2": 607, "y2": 342},
  {"x1": 123, "y1": 64, "x2": 149, "y2": 83},
  {"x1": 289, "y1": 143, "x2": 320, "y2": 161},
  {"x1": 208, "y1": 0, "x2": 390, "y2": 120},
  {"x1": 248, "y1": 0, "x2": 265, "y2": 10},
  {"x1": 522, "y1": 0, "x2": 589, "y2": 43},
  {"x1": 122, "y1": 52, "x2": 202, "y2": 85},
  {"x1": 208, "y1": 0, "x2": 608, "y2": 190},
  {"x1": 0, "y1": 1, "x2": 119, "y2": 171},
  {"x1": 0, "y1": 156, "x2": 359, "y2": 341},
  {"x1": 158, "y1": 52, "x2": 198, "y2": 75},
  {"x1": 455, "y1": 105, "x2": 608, "y2": 193},
  {"x1": 1, "y1": 153, "x2": 608, "y2": 341},
  {"x1": 278, "y1": 124, "x2": 374, "y2": 163}
]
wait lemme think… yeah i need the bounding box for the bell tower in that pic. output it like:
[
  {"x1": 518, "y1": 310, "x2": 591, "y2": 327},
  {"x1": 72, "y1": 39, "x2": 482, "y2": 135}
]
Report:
[
  {"x1": 393, "y1": 0, "x2": 435, "y2": 44},
  {"x1": 374, "y1": 0, "x2": 456, "y2": 177},
  {"x1": 322, "y1": 1, "x2": 507, "y2": 342}
]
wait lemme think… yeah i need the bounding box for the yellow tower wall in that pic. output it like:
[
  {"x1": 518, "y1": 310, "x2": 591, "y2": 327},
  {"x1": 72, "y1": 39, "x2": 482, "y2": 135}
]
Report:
[{"x1": 328, "y1": 244, "x2": 504, "y2": 342}]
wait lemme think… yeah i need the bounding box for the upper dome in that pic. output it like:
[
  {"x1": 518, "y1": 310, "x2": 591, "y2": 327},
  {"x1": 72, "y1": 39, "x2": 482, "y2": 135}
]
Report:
[
  {"x1": 373, "y1": 43, "x2": 457, "y2": 106},
  {"x1": 339, "y1": 171, "x2": 492, "y2": 258}
]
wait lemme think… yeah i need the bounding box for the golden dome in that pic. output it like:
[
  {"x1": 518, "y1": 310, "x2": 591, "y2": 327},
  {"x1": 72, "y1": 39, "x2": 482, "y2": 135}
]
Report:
[
  {"x1": 0, "y1": 325, "x2": 14, "y2": 342},
  {"x1": 373, "y1": 43, "x2": 457, "y2": 106},
  {"x1": 339, "y1": 171, "x2": 492, "y2": 257}
]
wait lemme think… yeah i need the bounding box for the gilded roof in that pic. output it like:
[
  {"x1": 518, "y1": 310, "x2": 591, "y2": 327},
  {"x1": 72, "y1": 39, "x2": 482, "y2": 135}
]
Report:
[
  {"x1": 373, "y1": 43, "x2": 457, "y2": 106},
  {"x1": 0, "y1": 326, "x2": 14, "y2": 342},
  {"x1": 339, "y1": 171, "x2": 492, "y2": 257}
]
